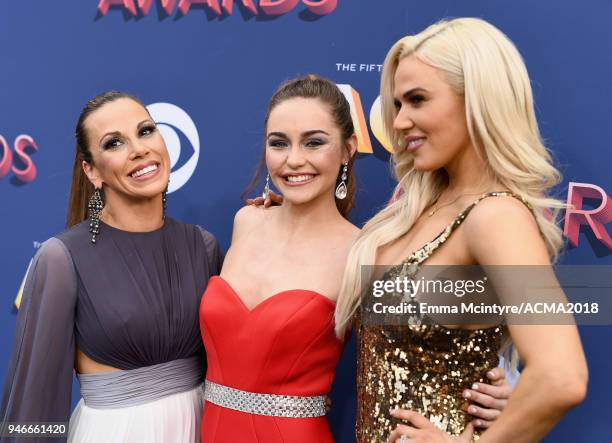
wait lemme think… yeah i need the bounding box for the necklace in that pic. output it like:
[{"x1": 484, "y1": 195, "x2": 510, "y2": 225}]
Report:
[{"x1": 427, "y1": 191, "x2": 486, "y2": 217}]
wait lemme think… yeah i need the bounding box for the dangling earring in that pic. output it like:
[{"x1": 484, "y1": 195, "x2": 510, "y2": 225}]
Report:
[
  {"x1": 162, "y1": 185, "x2": 168, "y2": 220},
  {"x1": 262, "y1": 173, "x2": 270, "y2": 200},
  {"x1": 335, "y1": 162, "x2": 348, "y2": 200},
  {"x1": 88, "y1": 188, "x2": 104, "y2": 244}
]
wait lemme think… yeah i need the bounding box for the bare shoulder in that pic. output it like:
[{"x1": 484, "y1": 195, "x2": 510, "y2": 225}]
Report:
[
  {"x1": 463, "y1": 195, "x2": 549, "y2": 264},
  {"x1": 232, "y1": 205, "x2": 277, "y2": 240},
  {"x1": 346, "y1": 223, "x2": 361, "y2": 245},
  {"x1": 465, "y1": 195, "x2": 537, "y2": 231},
  {"x1": 235, "y1": 204, "x2": 279, "y2": 226},
  {"x1": 234, "y1": 204, "x2": 263, "y2": 225},
  {"x1": 341, "y1": 218, "x2": 360, "y2": 237},
  {"x1": 329, "y1": 218, "x2": 360, "y2": 250}
]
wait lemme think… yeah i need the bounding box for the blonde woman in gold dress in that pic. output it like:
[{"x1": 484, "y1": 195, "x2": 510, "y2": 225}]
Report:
[{"x1": 334, "y1": 18, "x2": 588, "y2": 442}]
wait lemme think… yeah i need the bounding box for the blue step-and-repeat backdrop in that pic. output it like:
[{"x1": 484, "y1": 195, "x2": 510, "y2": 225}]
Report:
[{"x1": 1, "y1": 1, "x2": 611, "y2": 441}]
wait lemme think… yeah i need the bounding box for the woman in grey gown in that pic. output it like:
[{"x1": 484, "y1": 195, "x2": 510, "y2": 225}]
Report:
[{"x1": 0, "y1": 91, "x2": 222, "y2": 443}]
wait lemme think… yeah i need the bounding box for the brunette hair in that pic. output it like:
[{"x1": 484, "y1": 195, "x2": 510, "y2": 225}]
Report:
[
  {"x1": 67, "y1": 91, "x2": 146, "y2": 227},
  {"x1": 243, "y1": 74, "x2": 357, "y2": 218}
]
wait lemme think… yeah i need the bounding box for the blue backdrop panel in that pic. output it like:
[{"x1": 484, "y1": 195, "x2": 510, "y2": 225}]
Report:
[{"x1": 1, "y1": 1, "x2": 611, "y2": 442}]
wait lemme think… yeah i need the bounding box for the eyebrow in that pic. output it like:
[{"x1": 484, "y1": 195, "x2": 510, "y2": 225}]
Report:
[
  {"x1": 266, "y1": 130, "x2": 330, "y2": 139},
  {"x1": 137, "y1": 118, "x2": 154, "y2": 128},
  {"x1": 99, "y1": 119, "x2": 153, "y2": 145}
]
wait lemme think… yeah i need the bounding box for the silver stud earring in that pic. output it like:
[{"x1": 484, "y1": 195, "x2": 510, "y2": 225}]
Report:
[
  {"x1": 335, "y1": 162, "x2": 348, "y2": 200},
  {"x1": 262, "y1": 173, "x2": 270, "y2": 200}
]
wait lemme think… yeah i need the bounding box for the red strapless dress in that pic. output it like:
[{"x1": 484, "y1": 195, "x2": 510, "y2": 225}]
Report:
[{"x1": 199, "y1": 276, "x2": 343, "y2": 442}]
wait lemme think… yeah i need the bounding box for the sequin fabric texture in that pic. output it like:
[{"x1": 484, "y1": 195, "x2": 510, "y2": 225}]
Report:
[{"x1": 355, "y1": 192, "x2": 526, "y2": 442}]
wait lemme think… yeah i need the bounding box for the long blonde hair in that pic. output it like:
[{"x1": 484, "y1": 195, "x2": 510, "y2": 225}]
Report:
[{"x1": 335, "y1": 17, "x2": 565, "y2": 338}]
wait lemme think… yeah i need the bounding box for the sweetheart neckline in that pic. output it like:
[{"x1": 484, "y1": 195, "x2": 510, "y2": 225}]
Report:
[{"x1": 211, "y1": 276, "x2": 336, "y2": 313}]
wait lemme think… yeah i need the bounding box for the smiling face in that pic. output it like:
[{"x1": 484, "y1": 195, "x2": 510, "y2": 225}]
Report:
[
  {"x1": 392, "y1": 55, "x2": 472, "y2": 171},
  {"x1": 265, "y1": 97, "x2": 353, "y2": 207},
  {"x1": 82, "y1": 98, "x2": 170, "y2": 204}
]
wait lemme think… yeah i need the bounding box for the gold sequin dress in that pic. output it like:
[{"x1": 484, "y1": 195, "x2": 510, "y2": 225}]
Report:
[{"x1": 356, "y1": 192, "x2": 529, "y2": 442}]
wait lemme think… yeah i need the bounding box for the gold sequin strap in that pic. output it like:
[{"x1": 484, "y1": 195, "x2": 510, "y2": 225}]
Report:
[
  {"x1": 456, "y1": 191, "x2": 533, "y2": 223},
  {"x1": 408, "y1": 191, "x2": 532, "y2": 265}
]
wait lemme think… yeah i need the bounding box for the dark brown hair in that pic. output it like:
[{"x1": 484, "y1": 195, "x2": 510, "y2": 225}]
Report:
[
  {"x1": 67, "y1": 91, "x2": 147, "y2": 227},
  {"x1": 244, "y1": 74, "x2": 357, "y2": 219}
]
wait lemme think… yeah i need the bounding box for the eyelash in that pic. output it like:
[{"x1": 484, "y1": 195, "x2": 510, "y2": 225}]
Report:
[
  {"x1": 409, "y1": 95, "x2": 425, "y2": 105},
  {"x1": 267, "y1": 138, "x2": 327, "y2": 149},
  {"x1": 139, "y1": 125, "x2": 156, "y2": 137},
  {"x1": 102, "y1": 125, "x2": 157, "y2": 150},
  {"x1": 394, "y1": 95, "x2": 426, "y2": 110},
  {"x1": 268, "y1": 140, "x2": 288, "y2": 149},
  {"x1": 305, "y1": 138, "x2": 325, "y2": 148},
  {"x1": 103, "y1": 137, "x2": 122, "y2": 150}
]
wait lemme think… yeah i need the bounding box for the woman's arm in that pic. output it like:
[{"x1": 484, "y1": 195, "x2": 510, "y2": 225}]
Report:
[
  {"x1": 387, "y1": 197, "x2": 587, "y2": 443},
  {"x1": 465, "y1": 197, "x2": 588, "y2": 443},
  {"x1": 198, "y1": 227, "x2": 224, "y2": 275},
  {"x1": 0, "y1": 238, "x2": 77, "y2": 443}
]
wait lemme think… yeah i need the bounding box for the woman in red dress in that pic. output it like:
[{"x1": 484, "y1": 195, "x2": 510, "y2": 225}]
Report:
[
  {"x1": 198, "y1": 75, "x2": 512, "y2": 442},
  {"x1": 199, "y1": 75, "x2": 358, "y2": 442}
]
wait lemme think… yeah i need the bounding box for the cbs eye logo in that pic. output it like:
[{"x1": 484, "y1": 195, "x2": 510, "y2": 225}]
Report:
[{"x1": 146, "y1": 103, "x2": 200, "y2": 194}]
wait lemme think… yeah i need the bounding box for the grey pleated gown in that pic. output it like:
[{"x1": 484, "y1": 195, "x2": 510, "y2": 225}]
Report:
[{"x1": 0, "y1": 218, "x2": 223, "y2": 443}]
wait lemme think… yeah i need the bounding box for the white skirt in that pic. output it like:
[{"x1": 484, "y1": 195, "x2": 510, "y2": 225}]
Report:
[{"x1": 68, "y1": 385, "x2": 203, "y2": 443}]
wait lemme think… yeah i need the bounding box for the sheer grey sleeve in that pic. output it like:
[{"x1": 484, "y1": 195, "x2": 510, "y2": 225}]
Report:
[
  {"x1": 1, "y1": 238, "x2": 77, "y2": 443},
  {"x1": 198, "y1": 228, "x2": 224, "y2": 275}
]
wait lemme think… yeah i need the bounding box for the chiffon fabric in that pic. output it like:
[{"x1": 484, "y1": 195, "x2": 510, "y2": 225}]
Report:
[
  {"x1": 1, "y1": 218, "x2": 222, "y2": 443},
  {"x1": 68, "y1": 385, "x2": 203, "y2": 443}
]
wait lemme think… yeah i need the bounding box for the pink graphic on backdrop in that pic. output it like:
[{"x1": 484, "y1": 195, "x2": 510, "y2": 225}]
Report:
[
  {"x1": 259, "y1": 0, "x2": 299, "y2": 15},
  {"x1": 0, "y1": 135, "x2": 13, "y2": 177},
  {"x1": 98, "y1": 0, "x2": 138, "y2": 16},
  {"x1": 138, "y1": 0, "x2": 153, "y2": 14},
  {"x1": 564, "y1": 182, "x2": 612, "y2": 249},
  {"x1": 161, "y1": 0, "x2": 178, "y2": 14},
  {"x1": 179, "y1": 0, "x2": 221, "y2": 15},
  {"x1": 222, "y1": 0, "x2": 257, "y2": 14},
  {"x1": 303, "y1": 0, "x2": 336, "y2": 15},
  {"x1": 11, "y1": 135, "x2": 38, "y2": 183},
  {"x1": 97, "y1": 0, "x2": 336, "y2": 16}
]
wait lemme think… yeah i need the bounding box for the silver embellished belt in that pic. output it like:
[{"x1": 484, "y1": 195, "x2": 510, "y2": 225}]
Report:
[{"x1": 204, "y1": 380, "x2": 326, "y2": 417}]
